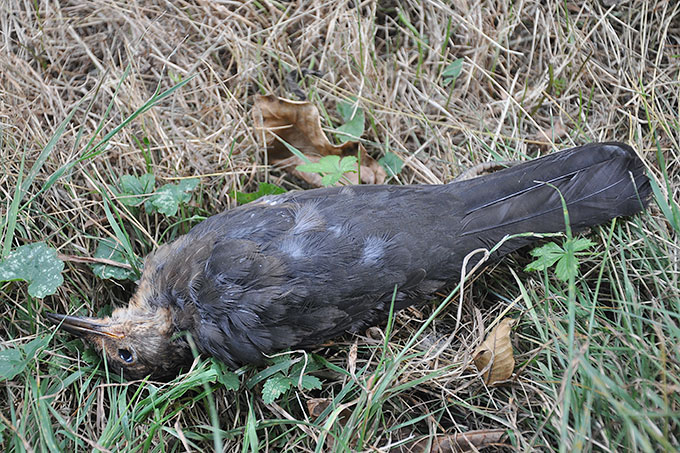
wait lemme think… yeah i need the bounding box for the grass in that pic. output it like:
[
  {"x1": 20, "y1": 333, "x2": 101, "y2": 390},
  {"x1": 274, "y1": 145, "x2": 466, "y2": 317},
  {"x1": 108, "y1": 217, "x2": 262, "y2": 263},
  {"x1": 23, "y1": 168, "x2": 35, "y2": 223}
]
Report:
[{"x1": 1, "y1": 0, "x2": 679, "y2": 451}]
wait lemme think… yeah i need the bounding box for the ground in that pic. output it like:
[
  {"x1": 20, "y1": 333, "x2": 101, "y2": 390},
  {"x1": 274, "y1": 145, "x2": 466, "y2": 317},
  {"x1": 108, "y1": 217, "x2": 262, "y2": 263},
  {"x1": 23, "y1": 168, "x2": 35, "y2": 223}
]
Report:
[{"x1": 0, "y1": 1, "x2": 679, "y2": 452}]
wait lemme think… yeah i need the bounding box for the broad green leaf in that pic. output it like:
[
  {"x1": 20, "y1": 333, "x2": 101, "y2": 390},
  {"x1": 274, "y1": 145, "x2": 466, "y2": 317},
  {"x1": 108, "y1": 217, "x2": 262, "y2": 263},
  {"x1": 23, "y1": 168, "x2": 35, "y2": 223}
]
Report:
[
  {"x1": 442, "y1": 58, "x2": 463, "y2": 85},
  {"x1": 297, "y1": 155, "x2": 358, "y2": 187},
  {"x1": 211, "y1": 359, "x2": 240, "y2": 391},
  {"x1": 335, "y1": 102, "x2": 365, "y2": 143},
  {"x1": 525, "y1": 242, "x2": 564, "y2": 272},
  {"x1": 232, "y1": 183, "x2": 286, "y2": 205},
  {"x1": 91, "y1": 238, "x2": 136, "y2": 281},
  {"x1": 0, "y1": 242, "x2": 64, "y2": 298},
  {"x1": 300, "y1": 375, "x2": 322, "y2": 390},
  {"x1": 146, "y1": 178, "x2": 199, "y2": 216},
  {"x1": 337, "y1": 99, "x2": 357, "y2": 122},
  {"x1": 0, "y1": 348, "x2": 23, "y2": 381},
  {"x1": 261, "y1": 374, "x2": 292, "y2": 404},
  {"x1": 379, "y1": 152, "x2": 404, "y2": 177},
  {"x1": 116, "y1": 173, "x2": 155, "y2": 206},
  {"x1": 0, "y1": 336, "x2": 50, "y2": 380},
  {"x1": 24, "y1": 336, "x2": 50, "y2": 358},
  {"x1": 217, "y1": 370, "x2": 240, "y2": 391}
]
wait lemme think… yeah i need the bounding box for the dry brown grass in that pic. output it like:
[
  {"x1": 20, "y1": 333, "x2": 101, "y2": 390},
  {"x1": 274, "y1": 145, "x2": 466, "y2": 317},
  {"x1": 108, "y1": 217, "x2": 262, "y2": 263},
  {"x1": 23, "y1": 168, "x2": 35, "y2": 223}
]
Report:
[{"x1": 1, "y1": 1, "x2": 679, "y2": 451}]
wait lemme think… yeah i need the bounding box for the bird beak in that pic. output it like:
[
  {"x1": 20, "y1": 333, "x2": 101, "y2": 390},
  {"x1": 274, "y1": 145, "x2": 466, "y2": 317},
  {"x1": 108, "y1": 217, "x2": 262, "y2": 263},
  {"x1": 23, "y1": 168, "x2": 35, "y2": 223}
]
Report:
[{"x1": 47, "y1": 313, "x2": 123, "y2": 339}]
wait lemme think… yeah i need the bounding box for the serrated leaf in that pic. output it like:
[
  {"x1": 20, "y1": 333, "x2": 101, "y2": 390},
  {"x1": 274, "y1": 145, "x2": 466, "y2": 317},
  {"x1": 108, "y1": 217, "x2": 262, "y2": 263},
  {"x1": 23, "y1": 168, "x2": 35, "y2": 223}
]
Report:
[
  {"x1": 232, "y1": 183, "x2": 286, "y2": 205},
  {"x1": 335, "y1": 103, "x2": 365, "y2": 143},
  {"x1": 91, "y1": 238, "x2": 136, "y2": 281},
  {"x1": 117, "y1": 173, "x2": 155, "y2": 206},
  {"x1": 0, "y1": 336, "x2": 50, "y2": 381},
  {"x1": 379, "y1": 152, "x2": 404, "y2": 177},
  {"x1": 572, "y1": 238, "x2": 596, "y2": 253},
  {"x1": 300, "y1": 375, "x2": 322, "y2": 390},
  {"x1": 0, "y1": 242, "x2": 64, "y2": 298},
  {"x1": 442, "y1": 58, "x2": 463, "y2": 85},
  {"x1": 526, "y1": 238, "x2": 595, "y2": 282},
  {"x1": 146, "y1": 178, "x2": 199, "y2": 216},
  {"x1": 554, "y1": 253, "x2": 577, "y2": 281},
  {"x1": 525, "y1": 242, "x2": 564, "y2": 272},
  {"x1": 261, "y1": 374, "x2": 292, "y2": 404}
]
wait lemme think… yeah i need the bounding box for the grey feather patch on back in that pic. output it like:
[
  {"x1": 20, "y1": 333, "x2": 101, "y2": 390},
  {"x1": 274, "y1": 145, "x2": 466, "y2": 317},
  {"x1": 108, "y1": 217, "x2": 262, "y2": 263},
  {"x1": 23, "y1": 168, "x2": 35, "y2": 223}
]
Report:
[
  {"x1": 360, "y1": 235, "x2": 392, "y2": 265},
  {"x1": 291, "y1": 201, "x2": 326, "y2": 235}
]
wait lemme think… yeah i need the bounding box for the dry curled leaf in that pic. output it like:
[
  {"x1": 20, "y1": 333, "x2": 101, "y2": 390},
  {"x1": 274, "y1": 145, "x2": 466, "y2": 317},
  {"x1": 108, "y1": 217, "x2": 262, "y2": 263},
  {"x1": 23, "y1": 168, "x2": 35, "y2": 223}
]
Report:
[
  {"x1": 306, "y1": 397, "x2": 353, "y2": 450},
  {"x1": 252, "y1": 94, "x2": 385, "y2": 187},
  {"x1": 473, "y1": 318, "x2": 516, "y2": 385},
  {"x1": 396, "y1": 429, "x2": 507, "y2": 452}
]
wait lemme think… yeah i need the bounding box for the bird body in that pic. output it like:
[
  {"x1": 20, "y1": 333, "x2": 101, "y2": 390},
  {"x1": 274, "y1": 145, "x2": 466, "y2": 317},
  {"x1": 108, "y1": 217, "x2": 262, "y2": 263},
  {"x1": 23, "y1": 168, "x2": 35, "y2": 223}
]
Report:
[{"x1": 49, "y1": 142, "x2": 651, "y2": 380}]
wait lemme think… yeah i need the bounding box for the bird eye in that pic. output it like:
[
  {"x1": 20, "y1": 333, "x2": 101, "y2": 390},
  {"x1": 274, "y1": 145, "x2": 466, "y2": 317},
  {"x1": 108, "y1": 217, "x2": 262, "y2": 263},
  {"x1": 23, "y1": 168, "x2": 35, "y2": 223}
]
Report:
[{"x1": 118, "y1": 349, "x2": 134, "y2": 363}]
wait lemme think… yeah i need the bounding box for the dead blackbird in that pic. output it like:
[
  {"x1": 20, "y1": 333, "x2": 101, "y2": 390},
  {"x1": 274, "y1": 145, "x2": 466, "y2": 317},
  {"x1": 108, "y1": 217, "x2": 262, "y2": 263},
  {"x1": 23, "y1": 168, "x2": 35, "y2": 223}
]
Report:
[{"x1": 48, "y1": 142, "x2": 651, "y2": 380}]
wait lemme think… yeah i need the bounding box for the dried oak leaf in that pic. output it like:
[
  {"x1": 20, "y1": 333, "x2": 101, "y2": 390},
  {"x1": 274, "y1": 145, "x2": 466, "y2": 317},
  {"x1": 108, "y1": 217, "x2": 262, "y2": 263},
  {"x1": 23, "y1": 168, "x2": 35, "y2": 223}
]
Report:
[
  {"x1": 252, "y1": 94, "x2": 385, "y2": 187},
  {"x1": 473, "y1": 318, "x2": 516, "y2": 385},
  {"x1": 397, "y1": 429, "x2": 507, "y2": 452}
]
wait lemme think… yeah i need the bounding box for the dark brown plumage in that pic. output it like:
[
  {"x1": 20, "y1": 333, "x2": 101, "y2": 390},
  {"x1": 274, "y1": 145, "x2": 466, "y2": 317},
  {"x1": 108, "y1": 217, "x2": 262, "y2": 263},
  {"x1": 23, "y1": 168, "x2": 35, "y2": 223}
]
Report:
[{"x1": 48, "y1": 142, "x2": 651, "y2": 380}]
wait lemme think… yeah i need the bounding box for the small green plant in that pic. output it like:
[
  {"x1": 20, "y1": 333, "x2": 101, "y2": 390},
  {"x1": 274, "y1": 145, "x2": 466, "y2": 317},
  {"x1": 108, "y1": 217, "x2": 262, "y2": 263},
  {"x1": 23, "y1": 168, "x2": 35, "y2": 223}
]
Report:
[
  {"x1": 548, "y1": 63, "x2": 567, "y2": 96},
  {"x1": 247, "y1": 355, "x2": 323, "y2": 404},
  {"x1": 116, "y1": 173, "x2": 156, "y2": 207},
  {"x1": 232, "y1": 182, "x2": 286, "y2": 204},
  {"x1": 114, "y1": 173, "x2": 199, "y2": 216},
  {"x1": 379, "y1": 151, "x2": 404, "y2": 177},
  {"x1": 210, "y1": 358, "x2": 241, "y2": 391},
  {"x1": 525, "y1": 237, "x2": 595, "y2": 281},
  {"x1": 91, "y1": 238, "x2": 136, "y2": 281},
  {"x1": 148, "y1": 178, "x2": 200, "y2": 216},
  {"x1": 441, "y1": 58, "x2": 463, "y2": 86},
  {"x1": 335, "y1": 100, "x2": 365, "y2": 143},
  {"x1": 297, "y1": 155, "x2": 358, "y2": 186},
  {"x1": 0, "y1": 336, "x2": 50, "y2": 380}
]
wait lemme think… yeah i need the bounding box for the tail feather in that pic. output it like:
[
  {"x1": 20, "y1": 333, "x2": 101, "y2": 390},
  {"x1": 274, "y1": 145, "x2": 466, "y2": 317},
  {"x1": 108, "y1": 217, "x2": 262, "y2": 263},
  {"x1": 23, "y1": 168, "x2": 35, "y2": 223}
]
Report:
[{"x1": 455, "y1": 142, "x2": 651, "y2": 256}]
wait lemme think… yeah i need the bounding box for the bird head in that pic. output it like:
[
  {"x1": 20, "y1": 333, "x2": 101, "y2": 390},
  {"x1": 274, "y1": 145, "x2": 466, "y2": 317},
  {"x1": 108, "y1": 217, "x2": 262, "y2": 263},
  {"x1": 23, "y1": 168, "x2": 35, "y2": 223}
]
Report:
[{"x1": 48, "y1": 305, "x2": 193, "y2": 381}]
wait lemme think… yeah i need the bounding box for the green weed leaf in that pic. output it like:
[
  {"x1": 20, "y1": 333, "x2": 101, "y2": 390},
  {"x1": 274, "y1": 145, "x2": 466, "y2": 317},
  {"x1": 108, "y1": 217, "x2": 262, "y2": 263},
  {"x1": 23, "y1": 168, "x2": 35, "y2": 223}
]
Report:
[
  {"x1": 335, "y1": 102, "x2": 365, "y2": 143},
  {"x1": 297, "y1": 155, "x2": 357, "y2": 186},
  {"x1": 0, "y1": 336, "x2": 50, "y2": 380},
  {"x1": 91, "y1": 238, "x2": 136, "y2": 280},
  {"x1": 218, "y1": 370, "x2": 240, "y2": 391},
  {"x1": 300, "y1": 375, "x2": 322, "y2": 390},
  {"x1": 571, "y1": 238, "x2": 597, "y2": 253},
  {"x1": 210, "y1": 359, "x2": 240, "y2": 391},
  {"x1": 0, "y1": 348, "x2": 22, "y2": 381},
  {"x1": 379, "y1": 152, "x2": 404, "y2": 177},
  {"x1": 0, "y1": 243, "x2": 64, "y2": 298},
  {"x1": 232, "y1": 183, "x2": 286, "y2": 205},
  {"x1": 442, "y1": 58, "x2": 463, "y2": 85},
  {"x1": 526, "y1": 242, "x2": 565, "y2": 272},
  {"x1": 526, "y1": 238, "x2": 595, "y2": 281},
  {"x1": 262, "y1": 374, "x2": 292, "y2": 404},
  {"x1": 146, "y1": 178, "x2": 199, "y2": 216},
  {"x1": 116, "y1": 173, "x2": 155, "y2": 206}
]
